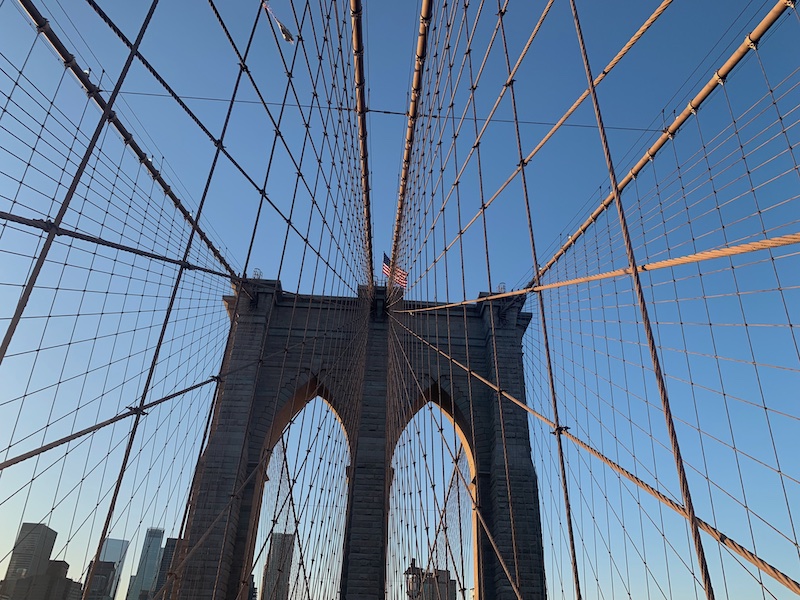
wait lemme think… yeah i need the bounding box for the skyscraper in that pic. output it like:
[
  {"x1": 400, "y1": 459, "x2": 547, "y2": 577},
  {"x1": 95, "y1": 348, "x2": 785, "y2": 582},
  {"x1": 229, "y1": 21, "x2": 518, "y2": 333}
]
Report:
[
  {"x1": 152, "y1": 538, "x2": 177, "y2": 599},
  {"x1": 125, "y1": 529, "x2": 163, "y2": 600},
  {"x1": 5, "y1": 560, "x2": 82, "y2": 600},
  {"x1": 99, "y1": 538, "x2": 129, "y2": 600},
  {"x1": 4, "y1": 523, "x2": 57, "y2": 582},
  {"x1": 1, "y1": 525, "x2": 82, "y2": 600},
  {"x1": 260, "y1": 533, "x2": 294, "y2": 600},
  {"x1": 85, "y1": 560, "x2": 117, "y2": 600}
]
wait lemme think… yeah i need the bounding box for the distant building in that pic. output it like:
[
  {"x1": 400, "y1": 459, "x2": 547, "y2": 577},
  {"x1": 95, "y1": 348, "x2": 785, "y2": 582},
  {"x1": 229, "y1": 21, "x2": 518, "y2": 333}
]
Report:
[
  {"x1": 4, "y1": 523, "x2": 57, "y2": 582},
  {"x1": 84, "y1": 560, "x2": 117, "y2": 600},
  {"x1": 1, "y1": 560, "x2": 82, "y2": 600},
  {"x1": 0, "y1": 523, "x2": 82, "y2": 600},
  {"x1": 99, "y1": 538, "x2": 129, "y2": 600},
  {"x1": 152, "y1": 538, "x2": 177, "y2": 599},
  {"x1": 260, "y1": 533, "x2": 294, "y2": 600},
  {"x1": 125, "y1": 529, "x2": 164, "y2": 600},
  {"x1": 405, "y1": 559, "x2": 457, "y2": 600}
]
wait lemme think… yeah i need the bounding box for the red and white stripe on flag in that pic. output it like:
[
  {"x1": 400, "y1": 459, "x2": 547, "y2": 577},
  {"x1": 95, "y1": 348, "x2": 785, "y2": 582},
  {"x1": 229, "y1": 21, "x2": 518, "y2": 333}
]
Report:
[{"x1": 382, "y1": 253, "x2": 407, "y2": 287}]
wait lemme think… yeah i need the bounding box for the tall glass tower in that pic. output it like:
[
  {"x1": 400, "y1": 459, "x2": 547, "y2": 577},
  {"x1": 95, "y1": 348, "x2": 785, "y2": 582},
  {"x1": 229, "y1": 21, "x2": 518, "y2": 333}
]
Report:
[{"x1": 126, "y1": 528, "x2": 164, "y2": 600}]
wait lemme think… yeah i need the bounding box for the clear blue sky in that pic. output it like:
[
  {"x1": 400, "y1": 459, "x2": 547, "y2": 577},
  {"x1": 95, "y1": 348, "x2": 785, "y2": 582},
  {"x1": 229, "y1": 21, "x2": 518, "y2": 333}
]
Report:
[{"x1": 0, "y1": 1, "x2": 798, "y2": 599}]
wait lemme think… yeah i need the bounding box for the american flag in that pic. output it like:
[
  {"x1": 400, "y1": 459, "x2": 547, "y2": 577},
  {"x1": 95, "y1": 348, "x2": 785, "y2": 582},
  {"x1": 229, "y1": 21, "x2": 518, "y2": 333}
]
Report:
[{"x1": 383, "y1": 253, "x2": 408, "y2": 288}]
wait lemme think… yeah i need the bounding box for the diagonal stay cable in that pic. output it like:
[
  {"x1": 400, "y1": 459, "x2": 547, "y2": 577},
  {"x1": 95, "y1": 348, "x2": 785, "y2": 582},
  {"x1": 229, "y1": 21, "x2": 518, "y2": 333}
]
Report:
[
  {"x1": 529, "y1": 0, "x2": 794, "y2": 288},
  {"x1": 83, "y1": 0, "x2": 364, "y2": 290},
  {"x1": 391, "y1": 314, "x2": 800, "y2": 597},
  {"x1": 109, "y1": 4, "x2": 296, "y2": 594},
  {"x1": 0, "y1": 0, "x2": 163, "y2": 369},
  {"x1": 397, "y1": 230, "x2": 800, "y2": 314},
  {"x1": 16, "y1": 0, "x2": 237, "y2": 279},
  {"x1": 409, "y1": 0, "x2": 674, "y2": 287},
  {"x1": 389, "y1": 320, "x2": 524, "y2": 600}
]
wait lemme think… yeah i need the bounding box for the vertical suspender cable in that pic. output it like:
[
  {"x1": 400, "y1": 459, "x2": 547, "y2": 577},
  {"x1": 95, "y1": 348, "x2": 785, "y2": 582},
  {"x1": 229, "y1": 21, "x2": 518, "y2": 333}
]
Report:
[
  {"x1": 535, "y1": 0, "x2": 793, "y2": 285},
  {"x1": 494, "y1": 3, "x2": 584, "y2": 594},
  {"x1": 566, "y1": 1, "x2": 716, "y2": 598},
  {"x1": 0, "y1": 1, "x2": 160, "y2": 368},
  {"x1": 24, "y1": 4, "x2": 169, "y2": 597}
]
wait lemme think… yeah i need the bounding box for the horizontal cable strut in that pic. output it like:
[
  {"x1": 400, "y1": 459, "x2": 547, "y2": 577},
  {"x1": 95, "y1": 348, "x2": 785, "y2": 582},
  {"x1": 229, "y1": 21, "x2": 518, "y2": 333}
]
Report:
[
  {"x1": 0, "y1": 209, "x2": 234, "y2": 279},
  {"x1": 399, "y1": 231, "x2": 800, "y2": 314},
  {"x1": 390, "y1": 316, "x2": 800, "y2": 596},
  {"x1": 389, "y1": 0, "x2": 432, "y2": 270},
  {"x1": 16, "y1": 0, "x2": 238, "y2": 279},
  {"x1": 531, "y1": 231, "x2": 800, "y2": 292},
  {"x1": 349, "y1": 0, "x2": 374, "y2": 283},
  {"x1": 529, "y1": 0, "x2": 794, "y2": 287}
]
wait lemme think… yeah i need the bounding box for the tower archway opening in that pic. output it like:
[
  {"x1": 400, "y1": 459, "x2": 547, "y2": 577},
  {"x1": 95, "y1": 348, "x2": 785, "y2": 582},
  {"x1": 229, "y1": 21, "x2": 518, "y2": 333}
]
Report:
[
  {"x1": 249, "y1": 396, "x2": 350, "y2": 600},
  {"x1": 387, "y1": 401, "x2": 476, "y2": 600}
]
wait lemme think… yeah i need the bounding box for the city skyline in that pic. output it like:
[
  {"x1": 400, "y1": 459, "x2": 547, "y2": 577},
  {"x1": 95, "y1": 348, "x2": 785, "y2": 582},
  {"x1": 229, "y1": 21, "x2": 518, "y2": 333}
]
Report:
[
  {"x1": 0, "y1": 523, "x2": 80, "y2": 600},
  {"x1": 0, "y1": 525, "x2": 182, "y2": 600}
]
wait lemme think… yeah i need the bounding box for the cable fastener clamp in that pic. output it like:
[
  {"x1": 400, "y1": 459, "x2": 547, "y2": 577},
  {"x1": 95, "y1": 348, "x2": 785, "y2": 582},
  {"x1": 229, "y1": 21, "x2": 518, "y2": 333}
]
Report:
[{"x1": 551, "y1": 425, "x2": 570, "y2": 435}]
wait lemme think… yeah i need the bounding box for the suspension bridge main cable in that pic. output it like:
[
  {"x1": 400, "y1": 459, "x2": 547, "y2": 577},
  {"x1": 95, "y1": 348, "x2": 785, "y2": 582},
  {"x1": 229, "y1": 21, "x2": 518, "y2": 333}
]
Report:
[
  {"x1": 349, "y1": 0, "x2": 374, "y2": 283},
  {"x1": 531, "y1": 0, "x2": 794, "y2": 287},
  {"x1": 404, "y1": 0, "x2": 672, "y2": 289},
  {"x1": 389, "y1": 0, "x2": 432, "y2": 280}
]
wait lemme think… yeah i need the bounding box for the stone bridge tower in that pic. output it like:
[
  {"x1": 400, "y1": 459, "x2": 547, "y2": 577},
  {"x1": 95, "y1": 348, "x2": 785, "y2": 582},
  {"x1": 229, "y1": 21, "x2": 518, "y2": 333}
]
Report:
[{"x1": 173, "y1": 279, "x2": 545, "y2": 600}]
